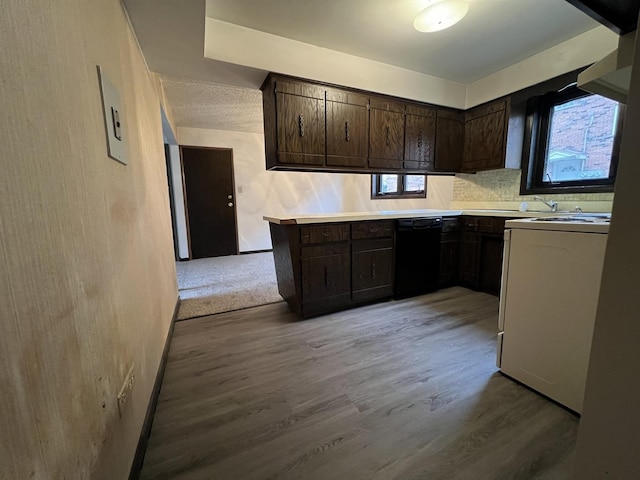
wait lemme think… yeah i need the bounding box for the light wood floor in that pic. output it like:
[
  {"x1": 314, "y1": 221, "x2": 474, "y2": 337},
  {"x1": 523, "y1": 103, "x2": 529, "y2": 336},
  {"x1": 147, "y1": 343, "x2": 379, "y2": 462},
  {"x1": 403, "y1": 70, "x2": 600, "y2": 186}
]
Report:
[{"x1": 140, "y1": 287, "x2": 578, "y2": 480}]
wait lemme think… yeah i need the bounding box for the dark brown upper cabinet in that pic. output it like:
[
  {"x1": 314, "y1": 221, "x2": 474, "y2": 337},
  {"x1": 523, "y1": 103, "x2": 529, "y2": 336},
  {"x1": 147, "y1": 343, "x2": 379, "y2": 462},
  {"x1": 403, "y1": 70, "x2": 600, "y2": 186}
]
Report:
[
  {"x1": 368, "y1": 97, "x2": 405, "y2": 170},
  {"x1": 263, "y1": 76, "x2": 325, "y2": 169},
  {"x1": 434, "y1": 109, "x2": 464, "y2": 172},
  {"x1": 404, "y1": 104, "x2": 436, "y2": 172},
  {"x1": 262, "y1": 73, "x2": 522, "y2": 175},
  {"x1": 462, "y1": 98, "x2": 516, "y2": 173},
  {"x1": 326, "y1": 89, "x2": 369, "y2": 169}
]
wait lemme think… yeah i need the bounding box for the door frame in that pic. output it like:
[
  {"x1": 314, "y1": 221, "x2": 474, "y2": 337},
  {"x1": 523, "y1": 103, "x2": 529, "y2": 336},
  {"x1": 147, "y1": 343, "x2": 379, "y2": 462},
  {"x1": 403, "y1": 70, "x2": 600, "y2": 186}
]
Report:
[{"x1": 179, "y1": 145, "x2": 240, "y2": 259}]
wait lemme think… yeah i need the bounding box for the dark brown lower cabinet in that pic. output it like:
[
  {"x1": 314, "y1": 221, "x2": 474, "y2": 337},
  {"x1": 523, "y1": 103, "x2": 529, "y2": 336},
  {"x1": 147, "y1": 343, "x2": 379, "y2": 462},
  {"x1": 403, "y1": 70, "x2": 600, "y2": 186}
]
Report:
[
  {"x1": 352, "y1": 238, "x2": 394, "y2": 302},
  {"x1": 269, "y1": 220, "x2": 394, "y2": 318},
  {"x1": 479, "y1": 235, "x2": 504, "y2": 295},
  {"x1": 458, "y1": 216, "x2": 510, "y2": 295},
  {"x1": 439, "y1": 218, "x2": 461, "y2": 287},
  {"x1": 268, "y1": 215, "x2": 509, "y2": 318},
  {"x1": 459, "y1": 231, "x2": 480, "y2": 287},
  {"x1": 301, "y1": 243, "x2": 351, "y2": 315}
]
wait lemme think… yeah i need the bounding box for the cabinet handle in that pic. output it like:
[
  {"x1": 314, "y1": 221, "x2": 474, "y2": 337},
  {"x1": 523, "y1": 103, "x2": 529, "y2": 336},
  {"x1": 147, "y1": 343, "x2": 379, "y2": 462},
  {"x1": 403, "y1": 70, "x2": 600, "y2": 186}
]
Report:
[
  {"x1": 322, "y1": 231, "x2": 330, "y2": 237},
  {"x1": 371, "y1": 261, "x2": 377, "y2": 279},
  {"x1": 385, "y1": 126, "x2": 390, "y2": 145},
  {"x1": 369, "y1": 227, "x2": 379, "y2": 233},
  {"x1": 324, "y1": 266, "x2": 330, "y2": 287},
  {"x1": 298, "y1": 114, "x2": 305, "y2": 137},
  {"x1": 345, "y1": 121, "x2": 350, "y2": 142}
]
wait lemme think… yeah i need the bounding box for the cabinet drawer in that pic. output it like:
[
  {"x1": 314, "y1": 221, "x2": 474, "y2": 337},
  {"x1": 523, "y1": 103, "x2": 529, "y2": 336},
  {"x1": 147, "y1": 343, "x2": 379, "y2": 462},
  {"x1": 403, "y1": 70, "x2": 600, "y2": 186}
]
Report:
[
  {"x1": 461, "y1": 216, "x2": 506, "y2": 234},
  {"x1": 301, "y1": 243, "x2": 349, "y2": 258},
  {"x1": 352, "y1": 237, "x2": 393, "y2": 252},
  {"x1": 300, "y1": 224, "x2": 349, "y2": 244},
  {"x1": 351, "y1": 221, "x2": 394, "y2": 240},
  {"x1": 477, "y1": 217, "x2": 506, "y2": 234},
  {"x1": 441, "y1": 217, "x2": 460, "y2": 233}
]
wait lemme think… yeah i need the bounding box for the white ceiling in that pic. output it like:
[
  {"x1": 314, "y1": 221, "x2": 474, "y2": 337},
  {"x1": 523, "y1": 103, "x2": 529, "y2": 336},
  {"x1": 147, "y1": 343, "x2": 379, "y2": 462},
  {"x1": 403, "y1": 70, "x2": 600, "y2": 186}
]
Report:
[
  {"x1": 124, "y1": 0, "x2": 605, "y2": 133},
  {"x1": 205, "y1": 0, "x2": 599, "y2": 83}
]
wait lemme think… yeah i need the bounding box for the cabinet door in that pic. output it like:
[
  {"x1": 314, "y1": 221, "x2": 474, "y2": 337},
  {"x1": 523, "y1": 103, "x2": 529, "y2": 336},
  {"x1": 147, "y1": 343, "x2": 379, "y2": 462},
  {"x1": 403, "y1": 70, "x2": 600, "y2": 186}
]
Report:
[
  {"x1": 434, "y1": 110, "x2": 464, "y2": 172},
  {"x1": 326, "y1": 90, "x2": 369, "y2": 168},
  {"x1": 438, "y1": 218, "x2": 460, "y2": 288},
  {"x1": 369, "y1": 98, "x2": 405, "y2": 169},
  {"x1": 275, "y1": 81, "x2": 325, "y2": 166},
  {"x1": 301, "y1": 252, "x2": 350, "y2": 302},
  {"x1": 479, "y1": 235, "x2": 504, "y2": 295},
  {"x1": 404, "y1": 105, "x2": 436, "y2": 172},
  {"x1": 439, "y1": 232, "x2": 460, "y2": 287},
  {"x1": 462, "y1": 99, "x2": 508, "y2": 172},
  {"x1": 459, "y1": 231, "x2": 480, "y2": 287},
  {"x1": 352, "y1": 239, "x2": 394, "y2": 302}
]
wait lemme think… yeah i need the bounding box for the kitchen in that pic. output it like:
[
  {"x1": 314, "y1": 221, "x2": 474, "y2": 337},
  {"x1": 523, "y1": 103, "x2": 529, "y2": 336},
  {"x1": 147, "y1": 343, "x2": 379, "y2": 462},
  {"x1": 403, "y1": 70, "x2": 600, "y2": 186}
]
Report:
[
  {"x1": 117, "y1": 0, "x2": 639, "y2": 478},
  {"x1": 139, "y1": 0, "x2": 632, "y2": 476},
  {"x1": 2, "y1": 0, "x2": 640, "y2": 479}
]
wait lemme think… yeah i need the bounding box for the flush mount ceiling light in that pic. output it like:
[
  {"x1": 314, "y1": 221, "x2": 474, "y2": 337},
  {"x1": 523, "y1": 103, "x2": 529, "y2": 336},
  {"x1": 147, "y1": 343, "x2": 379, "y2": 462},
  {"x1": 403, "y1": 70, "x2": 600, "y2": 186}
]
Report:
[{"x1": 414, "y1": 0, "x2": 469, "y2": 33}]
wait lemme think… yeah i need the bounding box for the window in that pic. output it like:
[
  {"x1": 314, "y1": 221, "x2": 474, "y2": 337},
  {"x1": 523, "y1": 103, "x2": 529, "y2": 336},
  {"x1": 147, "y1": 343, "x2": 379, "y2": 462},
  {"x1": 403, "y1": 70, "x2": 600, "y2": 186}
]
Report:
[
  {"x1": 371, "y1": 174, "x2": 426, "y2": 199},
  {"x1": 521, "y1": 86, "x2": 623, "y2": 194}
]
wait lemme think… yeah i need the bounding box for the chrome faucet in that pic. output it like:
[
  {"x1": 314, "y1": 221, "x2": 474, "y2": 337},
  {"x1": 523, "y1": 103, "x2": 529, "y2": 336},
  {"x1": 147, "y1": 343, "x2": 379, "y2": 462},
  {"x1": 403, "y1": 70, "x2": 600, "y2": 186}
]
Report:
[{"x1": 534, "y1": 195, "x2": 558, "y2": 212}]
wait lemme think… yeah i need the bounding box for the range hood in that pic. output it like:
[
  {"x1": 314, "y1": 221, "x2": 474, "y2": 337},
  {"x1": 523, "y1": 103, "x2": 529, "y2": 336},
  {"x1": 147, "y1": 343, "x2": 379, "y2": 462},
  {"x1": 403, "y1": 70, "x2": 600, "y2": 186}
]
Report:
[{"x1": 577, "y1": 31, "x2": 636, "y2": 104}]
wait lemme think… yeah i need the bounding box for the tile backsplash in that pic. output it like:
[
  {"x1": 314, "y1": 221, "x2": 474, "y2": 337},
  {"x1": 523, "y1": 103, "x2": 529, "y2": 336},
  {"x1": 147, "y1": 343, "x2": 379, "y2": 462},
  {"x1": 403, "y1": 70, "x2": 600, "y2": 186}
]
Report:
[{"x1": 451, "y1": 169, "x2": 614, "y2": 212}]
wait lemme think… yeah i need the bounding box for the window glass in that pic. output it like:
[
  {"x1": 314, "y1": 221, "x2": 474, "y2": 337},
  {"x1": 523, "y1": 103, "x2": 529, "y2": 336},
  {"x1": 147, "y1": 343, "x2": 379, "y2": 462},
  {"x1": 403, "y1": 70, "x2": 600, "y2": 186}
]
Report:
[
  {"x1": 404, "y1": 175, "x2": 425, "y2": 192},
  {"x1": 544, "y1": 95, "x2": 619, "y2": 183},
  {"x1": 371, "y1": 174, "x2": 426, "y2": 199},
  {"x1": 520, "y1": 84, "x2": 623, "y2": 195},
  {"x1": 379, "y1": 174, "x2": 399, "y2": 194}
]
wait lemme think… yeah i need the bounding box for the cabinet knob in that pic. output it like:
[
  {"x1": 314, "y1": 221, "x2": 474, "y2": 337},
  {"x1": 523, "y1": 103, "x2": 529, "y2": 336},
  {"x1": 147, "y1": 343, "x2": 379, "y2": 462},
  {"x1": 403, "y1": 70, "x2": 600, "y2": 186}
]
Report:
[{"x1": 228, "y1": 202, "x2": 234, "y2": 207}]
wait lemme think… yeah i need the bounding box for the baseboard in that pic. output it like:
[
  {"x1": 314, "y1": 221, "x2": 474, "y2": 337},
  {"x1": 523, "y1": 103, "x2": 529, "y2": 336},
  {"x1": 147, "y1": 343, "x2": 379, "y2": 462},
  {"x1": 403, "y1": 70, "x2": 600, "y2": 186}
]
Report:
[{"x1": 128, "y1": 296, "x2": 180, "y2": 480}]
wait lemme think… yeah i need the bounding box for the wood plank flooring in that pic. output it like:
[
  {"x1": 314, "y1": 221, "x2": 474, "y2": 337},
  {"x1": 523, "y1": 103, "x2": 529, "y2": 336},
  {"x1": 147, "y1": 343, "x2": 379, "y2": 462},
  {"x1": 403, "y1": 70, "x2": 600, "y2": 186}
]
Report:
[{"x1": 140, "y1": 287, "x2": 578, "y2": 480}]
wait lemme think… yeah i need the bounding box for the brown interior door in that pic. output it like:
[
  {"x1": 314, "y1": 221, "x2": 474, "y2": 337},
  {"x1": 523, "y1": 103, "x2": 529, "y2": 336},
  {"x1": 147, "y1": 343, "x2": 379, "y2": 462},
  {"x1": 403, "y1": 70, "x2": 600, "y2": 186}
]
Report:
[{"x1": 181, "y1": 146, "x2": 238, "y2": 259}]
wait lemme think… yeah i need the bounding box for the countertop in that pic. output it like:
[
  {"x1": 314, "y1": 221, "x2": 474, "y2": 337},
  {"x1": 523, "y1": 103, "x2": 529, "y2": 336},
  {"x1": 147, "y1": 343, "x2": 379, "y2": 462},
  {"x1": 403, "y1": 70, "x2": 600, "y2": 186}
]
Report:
[
  {"x1": 263, "y1": 209, "x2": 595, "y2": 225},
  {"x1": 506, "y1": 217, "x2": 610, "y2": 234}
]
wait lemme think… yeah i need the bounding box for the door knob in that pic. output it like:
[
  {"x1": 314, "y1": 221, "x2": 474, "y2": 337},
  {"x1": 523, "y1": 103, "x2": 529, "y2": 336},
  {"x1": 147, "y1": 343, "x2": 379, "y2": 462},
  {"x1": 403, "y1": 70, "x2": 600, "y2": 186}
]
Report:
[{"x1": 228, "y1": 202, "x2": 233, "y2": 207}]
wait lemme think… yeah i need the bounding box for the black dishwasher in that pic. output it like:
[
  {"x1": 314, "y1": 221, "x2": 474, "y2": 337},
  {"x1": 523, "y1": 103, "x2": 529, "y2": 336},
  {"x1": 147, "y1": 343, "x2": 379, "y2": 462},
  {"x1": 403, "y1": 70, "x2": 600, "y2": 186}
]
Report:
[{"x1": 394, "y1": 217, "x2": 442, "y2": 298}]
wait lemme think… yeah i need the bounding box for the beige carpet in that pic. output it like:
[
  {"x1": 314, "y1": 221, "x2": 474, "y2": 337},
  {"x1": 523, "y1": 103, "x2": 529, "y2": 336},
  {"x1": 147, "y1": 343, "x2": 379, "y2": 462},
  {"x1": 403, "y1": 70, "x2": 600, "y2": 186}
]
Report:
[{"x1": 176, "y1": 252, "x2": 282, "y2": 320}]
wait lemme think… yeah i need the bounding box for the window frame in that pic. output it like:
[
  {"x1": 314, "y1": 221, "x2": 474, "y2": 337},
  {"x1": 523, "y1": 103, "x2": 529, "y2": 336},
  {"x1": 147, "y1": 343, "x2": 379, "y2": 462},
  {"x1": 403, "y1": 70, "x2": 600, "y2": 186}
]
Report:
[
  {"x1": 520, "y1": 86, "x2": 624, "y2": 195},
  {"x1": 371, "y1": 174, "x2": 426, "y2": 199}
]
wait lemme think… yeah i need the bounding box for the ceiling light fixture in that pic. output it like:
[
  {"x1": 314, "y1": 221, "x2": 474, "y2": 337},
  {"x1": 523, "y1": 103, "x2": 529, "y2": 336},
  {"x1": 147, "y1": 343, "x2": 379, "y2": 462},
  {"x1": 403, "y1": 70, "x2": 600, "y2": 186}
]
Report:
[{"x1": 413, "y1": 0, "x2": 469, "y2": 33}]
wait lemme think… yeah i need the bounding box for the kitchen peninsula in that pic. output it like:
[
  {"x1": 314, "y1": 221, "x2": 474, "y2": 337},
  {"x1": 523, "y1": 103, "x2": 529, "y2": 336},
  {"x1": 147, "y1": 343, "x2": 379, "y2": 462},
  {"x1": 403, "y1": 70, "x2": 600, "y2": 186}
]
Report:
[{"x1": 265, "y1": 209, "x2": 561, "y2": 318}]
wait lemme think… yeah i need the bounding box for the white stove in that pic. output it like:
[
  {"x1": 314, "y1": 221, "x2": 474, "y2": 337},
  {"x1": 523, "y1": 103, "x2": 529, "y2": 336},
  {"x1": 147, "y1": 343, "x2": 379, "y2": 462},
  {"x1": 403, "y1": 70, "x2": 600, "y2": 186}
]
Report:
[
  {"x1": 497, "y1": 213, "x2": 609, "y2": 412},
  {"x1": 505, "y1": 214, "x2": 610, "y2": 234}
]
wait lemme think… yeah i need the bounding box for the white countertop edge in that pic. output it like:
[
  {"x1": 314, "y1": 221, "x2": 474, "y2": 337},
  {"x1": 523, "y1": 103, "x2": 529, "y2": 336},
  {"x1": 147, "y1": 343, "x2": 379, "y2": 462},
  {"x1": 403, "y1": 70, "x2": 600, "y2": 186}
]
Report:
[
  {"x1": 262, "y1": 209, "x2": 608, "y2": 224},
  {"x1": 506, "y1": 218, "x2": 609, "y2": 234}
]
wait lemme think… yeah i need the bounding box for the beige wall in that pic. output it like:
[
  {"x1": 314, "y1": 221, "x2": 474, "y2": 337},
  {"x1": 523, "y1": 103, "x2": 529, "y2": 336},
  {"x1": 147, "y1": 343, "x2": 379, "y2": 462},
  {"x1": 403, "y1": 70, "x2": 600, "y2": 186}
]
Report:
[
  {"x1": 451, "y1": 169, "x2": 614, "y2": 213},
  {"x1": 0, "y1": 1, "x2": 178, "y2": 479}
]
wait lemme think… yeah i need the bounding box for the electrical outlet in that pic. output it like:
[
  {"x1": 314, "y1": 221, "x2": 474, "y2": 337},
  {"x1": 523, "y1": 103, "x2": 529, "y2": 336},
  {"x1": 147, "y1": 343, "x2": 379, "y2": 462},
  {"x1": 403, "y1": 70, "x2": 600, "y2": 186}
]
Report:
[{"x1": 116, "y1": 366, "x2": 135, "y2": 418}]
